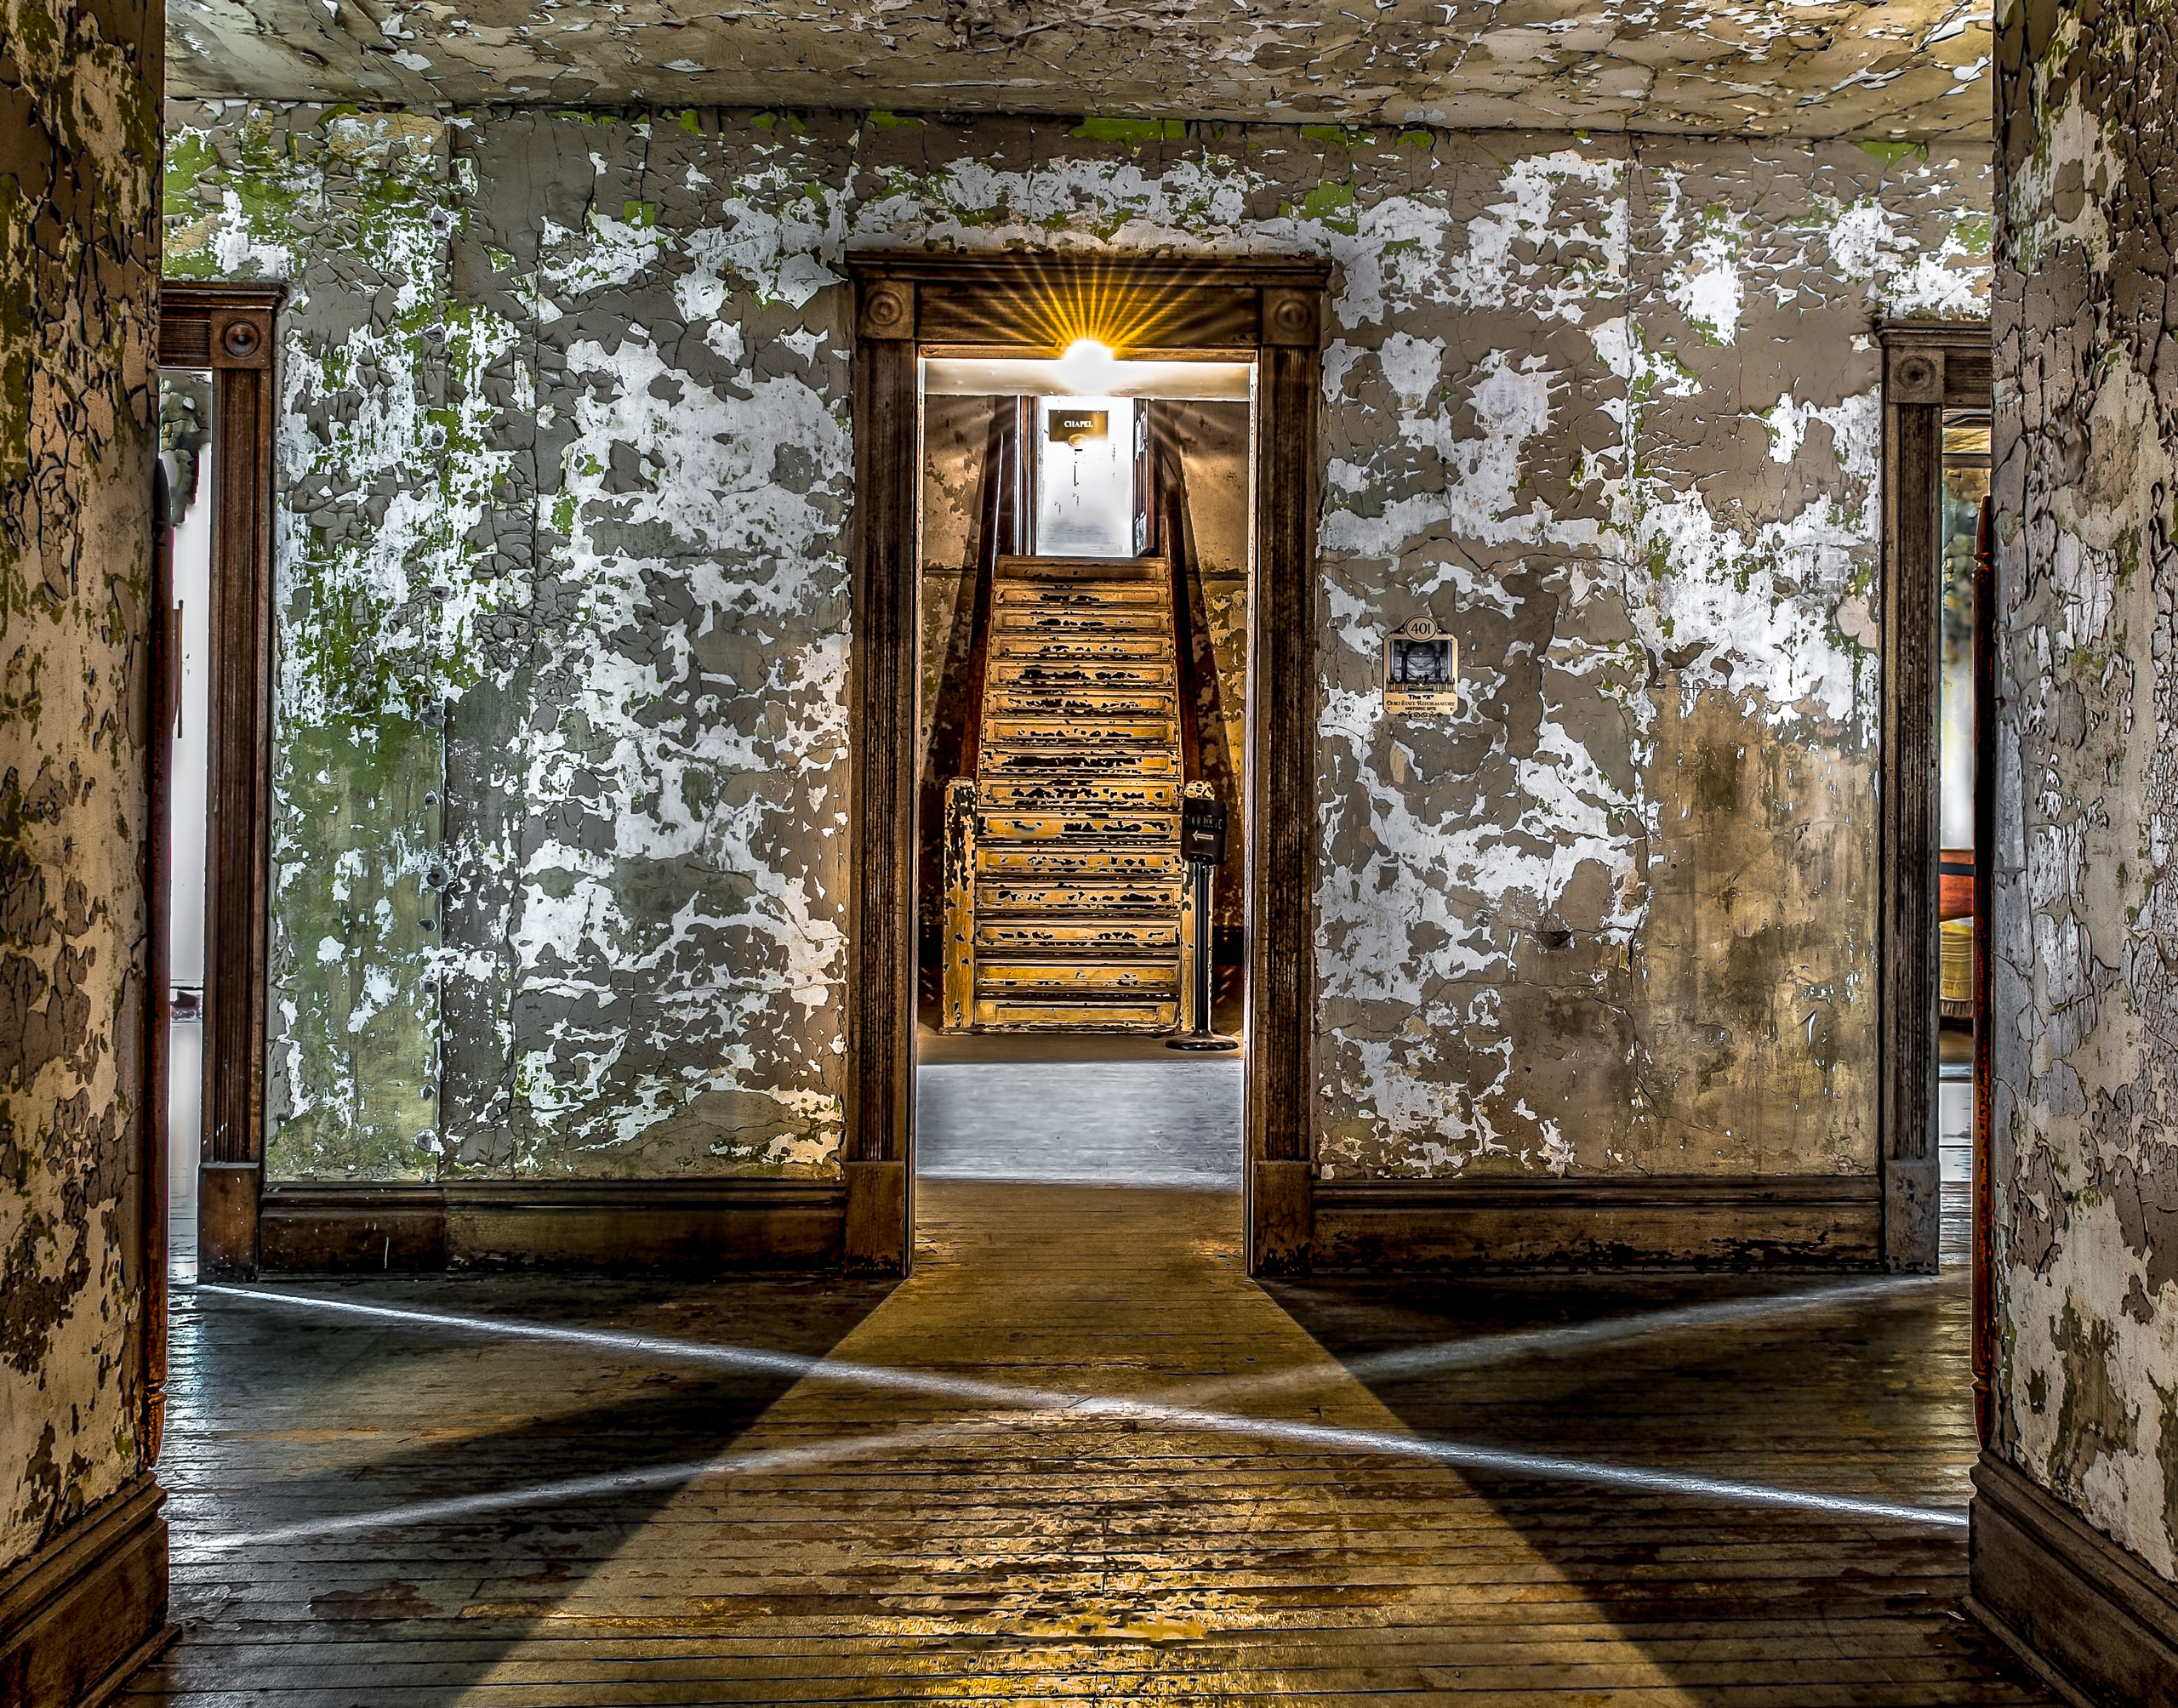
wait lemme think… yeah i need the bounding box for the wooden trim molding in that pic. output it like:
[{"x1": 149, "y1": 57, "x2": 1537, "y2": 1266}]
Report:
[
  {"x1": 157, "y1": 282, "x2": 285, "y2": 1281},
  {"x1": 845, "y1": 252, "x2": 1330, "y2": 1277},
  {"x1": 1970, "y1": 1451, "x2": 2178, "y2": 1708},
  {"x1": 844, "y1": 314, "x2": 920, "y2": 1274},
  {"x1": 1972, "y1": 498, "x2": 1998, "y2": 1443},
  {"x1": 1248, "y1": 340, "x2": 1319, "y2": 1274},
  {"x1": 144, "y1": 447, "x2": 175, "y2": 1466},
  {"x1": 1875, "y1": 317, "x2": 1989, "y2": 1274},
  {"x1": 0, "y1": 1477, "x2": 170, "y2": 1708},
  {"x1": 1310, "y1": 1174, "x2": 1884, "y2": 1270},
  {"x1": 256, "y1": 1178, "x2": 847, "y2": 1273}
]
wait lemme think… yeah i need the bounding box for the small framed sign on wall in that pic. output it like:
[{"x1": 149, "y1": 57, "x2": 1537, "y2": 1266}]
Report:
[{"x1": 1384, "y1": 615, "x2": 1459, "y2": 715}]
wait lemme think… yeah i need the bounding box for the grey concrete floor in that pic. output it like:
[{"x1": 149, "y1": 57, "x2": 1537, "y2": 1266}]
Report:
[{"x1": 915, "y1": 1053, "x2": 1242, "y2": 1189}]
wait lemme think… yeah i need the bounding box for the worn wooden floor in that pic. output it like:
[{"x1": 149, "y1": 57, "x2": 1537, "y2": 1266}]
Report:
[{"x1": 131, "y1": 1176, "x2": 2051, "y2": 1705}]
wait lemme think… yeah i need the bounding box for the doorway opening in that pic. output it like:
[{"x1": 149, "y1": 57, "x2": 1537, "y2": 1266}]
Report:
[
  {"x1": 154, "y1": 285, "x2": 282, "y2": 1284},
  {"x1": 911, "y1": 348, "x2": 1255, "y2": 1194},
  {"x1": 157, "y1": 368, "x2": 214, "y2": 1283},
  {"x1": 915, "y1": 353, "x2": 1252, "y2": 1040},
  {"x1": 1877, "y1": 321, "x2": 1992, "y2": 1281},
  {"x1": 1936, "y1": 409, "x2": 1990, "y2": 1271},
  {"x1": 843, "y1": 257, "x2": 1328, "y2": 1275}
]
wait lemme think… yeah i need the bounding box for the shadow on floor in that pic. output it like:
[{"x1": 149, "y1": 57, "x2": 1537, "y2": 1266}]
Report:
[
  {"x1": 137, "y1": 1271, "x2": 893, "y2": 1705},
  {"x1": 1260, "y1": 1267, "x2": 2050, "y2": 1702}
]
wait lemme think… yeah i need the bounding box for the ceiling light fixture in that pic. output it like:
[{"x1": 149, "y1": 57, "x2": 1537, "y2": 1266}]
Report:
[{"x1": 1058, "y1": 338, "x2": 1116, "y2": 395}]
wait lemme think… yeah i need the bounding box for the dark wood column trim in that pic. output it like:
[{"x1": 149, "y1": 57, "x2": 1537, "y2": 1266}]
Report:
[
  {"x1": 1250, "y1": 335, "x2": 1320, "y2": 1273},
  {"x1": 844, "y1": 284, "x2": 918, "y2": 1272},
  {"x1": 144, "y1": 454, "x2": 174, "y2": 1464},
  {"x1": 847, "y1": 253, "x2": 1328, "y2": 1277},
  {"x1": 1875, "y1": 318, "x2": 1988, "y2": 1274},
  {"x1": 158, "y1": 282, "x2": 284, "y2": 1281},
  {"x1": 1972, "y1": 496, "x2": 1998, "y2": 1441}
]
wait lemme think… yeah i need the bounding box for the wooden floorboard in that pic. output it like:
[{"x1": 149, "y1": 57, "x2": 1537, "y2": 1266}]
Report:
[{"x1": 128, "y1": 1178, "x2": 2051, "y2": 1705}]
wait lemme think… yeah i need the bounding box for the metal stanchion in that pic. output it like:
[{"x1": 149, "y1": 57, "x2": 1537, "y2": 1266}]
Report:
[{"x1": 1168, "y1": 787, "x2": 1239, "y2": 1053}]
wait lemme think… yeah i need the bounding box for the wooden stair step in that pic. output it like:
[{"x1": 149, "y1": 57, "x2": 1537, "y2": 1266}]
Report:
[
  {"x1": 977, "y1": 811, "x2": 1179, "y2": 841},
  {"x1": 974, "y1": 919, "x2": 1182, "y2": 951},
  {"x1": 977, "y1": 878, "x2": 1183, "y2": 913},
  {"x1": 989, "y1": 661, "x2": 1175, "y2": 688},
  {"x1": 978, "y1": 851, "x2": 1184, "y2": 881},
  {"x1": 985, "y1": 715, "x2": 1176, "y2": 742},
  {"x1": 990, "y1": 635, "x2": 1171, "y2": 660},
  {"x1": 995, "y1": 555, "x2": 1166, "y2": 582},
  {"x1": 977, "y1": 959, "x2": 1181, "y2": 991},
  {"x1": 978, "y1": 749, "x2": 1178, "y2": 777},
  {"x1": 985, "y1": 689, "x2": 1176, "y2": 717},
  {"x1": 995, "y1": 612, "x2": 1168, "y2": 635},
  {"x1": 977, "y1": 779, "x2": 1180, "y2": 810},
  {"x1": 995, "y1": 582, "x2": 1167, "y2": 606},
  {"x1": 971, "y1": 997, "x2": 1177, "y2": 1031}
]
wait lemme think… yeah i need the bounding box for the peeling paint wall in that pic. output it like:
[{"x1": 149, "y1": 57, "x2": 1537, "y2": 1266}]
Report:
[
  {"x1": 169, "y1": 110, "x2": 453, "y2": 1181},
  {"x1": 168, "y1": 105, "x2": 852, "y2": 1182},
  {"x1": 2, "y1": 0, "x2": 161, "y2": 1567},
  {"x1": 1991, "y1": 0, "x2": 2178, "y2": 1581},
  {"x1": 163, "y1": 108, "x2": 1989, "y2": 1190}
]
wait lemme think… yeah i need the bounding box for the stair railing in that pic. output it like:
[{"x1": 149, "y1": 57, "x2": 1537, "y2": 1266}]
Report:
[
  {"x1": 941, "y1": 777, "x2": 978, "y2": 1029},
  {"x1": 1153, "y1": 410, "x2": 1228, "y2": 1034}
]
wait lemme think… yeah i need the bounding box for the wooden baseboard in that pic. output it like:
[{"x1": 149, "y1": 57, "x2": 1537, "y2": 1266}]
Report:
[
  {"x1": 0, "y1": 1477, "x2": 169, "y2": 1708},
  {"x1": 259, "y1": 1177, "x2": 846, "y2": 1273},
  {"x1": 1309, "y1": 1173, "x2": 1884, "y2": 1270},
  {"x1": 258, "y1": 1182, "x2": 446, "y2": 1272},
  {"x1": 1970, "y1": 1450, "x2": 2178, "y2": 1708}
]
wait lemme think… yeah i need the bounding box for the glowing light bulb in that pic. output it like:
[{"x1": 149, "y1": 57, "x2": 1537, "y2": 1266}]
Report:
[{"x1": 1059, "y1": 338, "x2": 1115, "y2": 395}]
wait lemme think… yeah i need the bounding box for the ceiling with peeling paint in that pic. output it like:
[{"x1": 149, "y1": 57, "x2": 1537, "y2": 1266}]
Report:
[{"x1": 167, "y1": 0, "x2": 1991, "y2": 139}]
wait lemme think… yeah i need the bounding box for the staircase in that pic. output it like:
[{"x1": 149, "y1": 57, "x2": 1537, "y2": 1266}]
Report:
[{"x1": 944, "y1": 556, "x2": 1184, "y2": 1032}]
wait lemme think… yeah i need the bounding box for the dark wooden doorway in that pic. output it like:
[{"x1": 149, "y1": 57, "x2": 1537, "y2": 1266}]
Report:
[
  {"x1": 157, "y1": 282, "x2": 283, "y2": 1280},
  {"x1": 843, "y1": 255, "x2": 1330, "y2": 1277},
  {"x1": 1875, "y1": 319, "x2": 1992, "y2": 1276}
]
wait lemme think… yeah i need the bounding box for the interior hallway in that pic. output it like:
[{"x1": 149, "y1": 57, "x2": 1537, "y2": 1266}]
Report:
[{"x1": 128, "y1": 1062, "x2": 2050, "y2": 1706}]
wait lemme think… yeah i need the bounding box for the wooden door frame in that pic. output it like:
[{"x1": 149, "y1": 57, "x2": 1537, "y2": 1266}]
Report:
[
  {"x1": 842, "y1": 253, "x2": 1330, "y2": 1276},
  {"x1": 157, "y1": 282, "x2": 283, "y2": 1280},
  {"x1": 1875, "y1": 318, "x2": 1990, "y2": 1272}
]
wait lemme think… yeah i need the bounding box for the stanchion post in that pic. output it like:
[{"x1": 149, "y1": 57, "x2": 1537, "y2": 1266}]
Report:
[{"x1": 1170, "y1": 786, "x2": 1239, "y2": 1053}]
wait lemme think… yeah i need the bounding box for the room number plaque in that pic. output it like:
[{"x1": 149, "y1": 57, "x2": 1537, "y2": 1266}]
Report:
[{"x1": 1384, "y1": 615, "x2": 1460, "y2": 715}]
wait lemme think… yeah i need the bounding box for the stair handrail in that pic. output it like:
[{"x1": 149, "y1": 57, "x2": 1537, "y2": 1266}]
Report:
[
  {"x1": 958, "y1": 396, "x2": 1024, "y2": 779},
  {"x1": 941, "y1": 776, "x2": 978, "y2": 1030}
]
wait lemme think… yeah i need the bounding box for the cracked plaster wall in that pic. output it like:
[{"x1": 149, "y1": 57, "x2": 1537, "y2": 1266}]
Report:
[
  {"x1": 1990, "y1": 0, "x2": 2178, "y2": 1582},
  {"x1": 162, "y1": 105, "x2": 1989, "y2": 1189},
  {"x1": 2, "y1": 0, "x2": 162, "y2": 1569}
]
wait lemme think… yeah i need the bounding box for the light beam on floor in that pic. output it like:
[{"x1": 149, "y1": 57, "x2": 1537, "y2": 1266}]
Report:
[{"x1": 195, "y1": 1279, "x2": 1970, "y2": 1540}]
